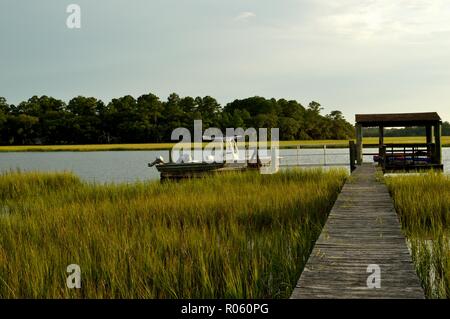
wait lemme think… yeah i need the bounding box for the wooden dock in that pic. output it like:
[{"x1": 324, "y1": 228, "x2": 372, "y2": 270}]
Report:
[{"x1": 291, "y1": 163, "x2": 424, "y2": 299}]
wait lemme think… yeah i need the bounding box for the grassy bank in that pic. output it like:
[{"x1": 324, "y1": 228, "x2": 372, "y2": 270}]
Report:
[
  {"x1": 386, "y1": 173, "x2": 450, "y2": 298},
  {"x1": 1, "y1": 136, "x2": 449, "y2": 152},
  {"x1": 0, "y1": 169, "x2": 346, "y2": 298}
]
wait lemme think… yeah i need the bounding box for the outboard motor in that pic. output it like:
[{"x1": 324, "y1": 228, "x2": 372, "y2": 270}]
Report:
[{"x1": 148, "y1": 156, "x2": 165, "y2": 167}]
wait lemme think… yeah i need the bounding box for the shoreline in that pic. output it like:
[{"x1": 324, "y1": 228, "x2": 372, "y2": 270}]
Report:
[{"x1": 0, "y1": 137, "x2": 449, "y2": 152}]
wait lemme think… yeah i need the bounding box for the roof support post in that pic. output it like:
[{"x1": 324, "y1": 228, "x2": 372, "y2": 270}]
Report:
[
  {"x1": 434, "y1": 123, "x2": 442, "y2": 165},
  {"x1": 379, "y1": 125, "x2": 384, "y2": 155},
  {"x1": 426, "y1": 125, "x2": 433, "y2": 162},
  {"x1": 356, "y1": 123, "x2": 363, "y2": 165}
]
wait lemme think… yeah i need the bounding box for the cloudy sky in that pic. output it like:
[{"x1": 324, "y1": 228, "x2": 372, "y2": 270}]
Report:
[{"x1": 1, "y1": 0, "x2": 450, "y2": 122}]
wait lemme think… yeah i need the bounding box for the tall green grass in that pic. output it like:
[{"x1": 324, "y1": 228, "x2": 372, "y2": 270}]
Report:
[
  {"x1": 0, "y1": 169, "x2": 346, "y2": 298},
  {"x1": 386, "y1": 173, "x2": 450, "y2": 298}
]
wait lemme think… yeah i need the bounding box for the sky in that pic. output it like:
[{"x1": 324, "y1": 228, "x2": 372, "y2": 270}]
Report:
[{"x1": 1, "y1": 0, "x2": 450, "y2": 123}]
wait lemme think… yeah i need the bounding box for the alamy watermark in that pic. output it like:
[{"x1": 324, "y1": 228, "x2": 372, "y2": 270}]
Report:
[
  {"x1": 366, "y1": 264, "x2": 381, "y2": 289},
  {"x1": 66, "y1": 264, "x2": 81, "y2": 289},
  {"x1": 66, "y1": 4, "x2": 81, "y2": 29},
  {"x1": 166, "y1": 120, "x2": 280, "y2": 174}
]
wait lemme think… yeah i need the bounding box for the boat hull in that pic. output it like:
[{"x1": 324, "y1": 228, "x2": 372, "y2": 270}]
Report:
[{"x1": 154, "y1": 162, "x2": 248, "y2": 180}]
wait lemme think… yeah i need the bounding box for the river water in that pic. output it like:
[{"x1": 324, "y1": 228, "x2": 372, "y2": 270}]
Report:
[{"x1": 0, "y1": 148, "x2": 449, "y2": 183}]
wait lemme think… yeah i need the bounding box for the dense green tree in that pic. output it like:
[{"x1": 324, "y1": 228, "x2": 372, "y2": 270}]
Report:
[
  {"x1": 161, "y1": 93, "x2": 186, "y2": 140},
  {"x1": 195, "y1": 96, "x2": 221, "y2": 128},
  {"x1": 443, "y1": 122, "x2": 450, "y2": 135},
  {"x1": 227, "y1": 109, "x2": 251, "y2": 129},
  {"x1": 5, "y1": 114, "x2": 39, "y2": 144},
  {"x1": 14, "y1": 96, "x2": 68, "y2": 144},
  {"x1": 0, "y1": 93, "x2": 364, "y2": 145},
  {"x1": 0, "y1": 97, "x2": 8, "y2": 124},
  {"x1": 0, "y1": 97, "x2": 9, "y2": 143},
  {"x1": 279, "y1": 117, "x2": 300, "y2": 140},
  {"x1": 66, "y1": 96, "x2": 104, "y2": 144},
  {"x1": 304, "y1": 102, "x2": 325, "y2": 139},
  {"x1": 136, "y1": 93, "x2": 164, "y2": 142},
  {"x1": 179, "y1": 96, "x2": 199, "y2": 130},
  {"x1": 225, "y1": 96, "x2": 281, "y2": 117},
  {"x1": 325, "y1": 110, "x2": 354, "y2": 139},
  {"x1": 105, "y1": 95, "x2": 141, "y2": 142},
  {"x1": 278, "y1": 99, "x2": 305, "y2": 119},
  {"x1": 0, "y1": 97, "x2": 7, "y2": 112}
]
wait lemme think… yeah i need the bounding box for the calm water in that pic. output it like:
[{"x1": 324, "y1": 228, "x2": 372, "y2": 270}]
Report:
[{"x1": 0, "y1": 148, "x2": 449, "y2": 183}]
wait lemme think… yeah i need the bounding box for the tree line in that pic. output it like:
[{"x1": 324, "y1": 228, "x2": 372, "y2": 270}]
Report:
[
  {"x1": 0, "y1": 94, "x2": 355, "y2": 145},
  {"x1": 364, "y1": 124, "x2": 450, "y2": 137}
]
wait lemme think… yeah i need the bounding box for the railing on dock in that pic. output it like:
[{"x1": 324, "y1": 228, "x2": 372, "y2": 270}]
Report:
[
  {"x1": 379, "y1": 143, "x2": 443, "y2": 171},
  {"x1": 279, "y1": 144, "x2": 352, "y2": 169},
  {"x1": 349, "y1": 142, "x2": 444, "y2": 172}
]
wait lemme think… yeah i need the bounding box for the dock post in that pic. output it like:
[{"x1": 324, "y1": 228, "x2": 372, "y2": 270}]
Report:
[
  {"x1": 378, "y1": 125, "x2": 384, "y2": 157},
  {"x1": 355, "y1": 123, "x2": 363, "y2": 165},
  {"x1": 349, "y1": 141, "x2": 356, "y2": 172},
  {"x1": 426, "y1": 125, "x2": 433, "y2": 162},
  {"x1": 380, "y1": 145, "x2": 387, "y2": 171},
  {"x1": 434, "y1": 122, "x2": 442, "y2": 165}
]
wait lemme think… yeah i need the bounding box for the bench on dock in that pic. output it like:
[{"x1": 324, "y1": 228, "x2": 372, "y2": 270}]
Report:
[{"x1": 353, "y1": 112, "x2": 443, "y2": 172}]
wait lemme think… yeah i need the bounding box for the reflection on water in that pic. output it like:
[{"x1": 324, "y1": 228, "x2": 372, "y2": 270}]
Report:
[{"x1": 0, "y1": 148, "x2": 449, "y2": 183}]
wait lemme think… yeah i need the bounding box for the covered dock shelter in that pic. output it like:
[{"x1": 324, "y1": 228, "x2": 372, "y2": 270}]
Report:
[{"x1": 354, "y1": 112, "x2": 443, "y2": 172}]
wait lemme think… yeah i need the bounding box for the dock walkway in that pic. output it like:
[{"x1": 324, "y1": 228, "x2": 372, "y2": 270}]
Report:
[{"x1": 291, "y1": 163, "x2": 424, "y2": 298}]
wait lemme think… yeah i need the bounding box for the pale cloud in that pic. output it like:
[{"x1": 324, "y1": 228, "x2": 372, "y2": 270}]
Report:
[
  {"x1": 264, "y1": 0, "x2": 450, "y2": 42},
  {"x1": 235, "y1": 11, "x2": 256, "y2": 21},
  {"x1": 315, "y1": 0, "x2": 450, "y2": 40}
]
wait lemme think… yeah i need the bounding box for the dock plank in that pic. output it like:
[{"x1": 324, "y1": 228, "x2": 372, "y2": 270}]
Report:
[{"x1": 290, "y1": 163, "x2": 424, "y2": 299}]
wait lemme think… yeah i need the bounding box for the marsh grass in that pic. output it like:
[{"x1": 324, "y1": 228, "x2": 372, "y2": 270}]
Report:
[
  {"x1": 1, "y1": 136, "x2": 449, "y2": 152},
  {"x1": 385, "y1": 173, "x2": 450, "y2": 298},
  {"x1": 0, "y1": 169, "x2": 346, "y2": 298}
]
